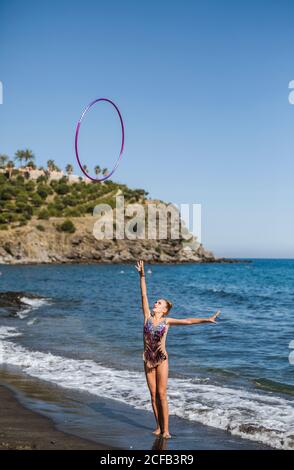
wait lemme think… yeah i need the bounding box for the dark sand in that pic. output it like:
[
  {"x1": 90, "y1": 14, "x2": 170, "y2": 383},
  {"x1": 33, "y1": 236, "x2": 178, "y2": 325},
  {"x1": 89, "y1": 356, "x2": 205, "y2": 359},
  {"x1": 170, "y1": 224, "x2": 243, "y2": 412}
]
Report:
[
  {"x1": 0, "y1": 384, "x2": 116, "y2": 450},
  {"x1": 0, "y1": 368, "x2": 272, "y2": 450}
]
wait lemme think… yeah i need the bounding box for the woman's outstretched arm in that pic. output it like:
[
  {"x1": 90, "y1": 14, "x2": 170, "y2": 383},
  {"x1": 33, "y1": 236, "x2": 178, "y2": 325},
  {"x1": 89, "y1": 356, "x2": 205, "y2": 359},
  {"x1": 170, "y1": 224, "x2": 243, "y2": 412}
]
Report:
[
  {"x1": 167, "y1": 310, "x2": 220, "y2": 326},
  {"x1": 135, "y1": 260, "x2": 150, "y2": 320}
]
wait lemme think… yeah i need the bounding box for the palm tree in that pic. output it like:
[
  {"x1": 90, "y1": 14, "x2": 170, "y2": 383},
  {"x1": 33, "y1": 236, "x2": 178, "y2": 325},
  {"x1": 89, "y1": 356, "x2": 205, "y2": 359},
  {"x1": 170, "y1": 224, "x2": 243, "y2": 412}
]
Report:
[
  {"x1": 102, "y1": 168, "x2": 108, "y2": 177},
  {"x1": 15, "y1": 149, "x2": 35, "y2": 167},
  {"x1": 6, "y1": 160, "x2": 15, "y2": 179},
  {"x1": 0, "y1": 154, "x2": 9, "y2": 168},
  {"x1": 24, "y1": 149, "x2": 35, "y2": 164},
  {"x1": 94, "y1": 165, "x2": 101, "y2": 177},
  {"x1": 83, "y1": 164, "x2": 88, "y2": 173},
  {"x1": 66, "y1": 164, "x2": 73, "y2": 175},
  {"x1": 14, "y1": 150, "x2": 25, "y2": 166}
]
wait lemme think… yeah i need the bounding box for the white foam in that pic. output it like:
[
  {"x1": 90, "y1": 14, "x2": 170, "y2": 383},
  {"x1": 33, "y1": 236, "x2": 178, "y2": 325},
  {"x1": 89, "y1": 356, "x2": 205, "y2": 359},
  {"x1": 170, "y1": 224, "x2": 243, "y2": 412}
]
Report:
[
  {"x1": 0, "y1": 326, "x2": 22, "y2": 339},
  {"x1": 16, "y1": 296, "x2": 51, "y2": 320},
  {"x1": 20, "y1": 296, "x2": 50, "y2": 308},
  {"x1": 0, "y1": 330, "x2": 293, "y2": 449},
  {"x1": 16, "y1": 311, "x2": 30, "y2": 319}
]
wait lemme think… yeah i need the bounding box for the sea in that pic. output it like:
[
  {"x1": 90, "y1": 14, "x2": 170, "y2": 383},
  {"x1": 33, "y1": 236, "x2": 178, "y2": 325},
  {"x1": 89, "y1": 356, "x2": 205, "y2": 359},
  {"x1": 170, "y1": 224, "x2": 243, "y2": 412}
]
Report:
[{"x1": 0, "y1": 259, "x2": 293, "y2": 449}]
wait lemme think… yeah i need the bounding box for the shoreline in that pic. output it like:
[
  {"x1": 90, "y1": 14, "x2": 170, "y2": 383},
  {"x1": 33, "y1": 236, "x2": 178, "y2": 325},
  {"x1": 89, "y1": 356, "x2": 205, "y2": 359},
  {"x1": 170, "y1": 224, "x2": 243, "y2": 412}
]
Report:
[
  {"x1": 0, "y1": 382, "x2": 117, "y2": 450},
  {"x1": 0, "y1": 369, "x2": 272, "y2": 451}
]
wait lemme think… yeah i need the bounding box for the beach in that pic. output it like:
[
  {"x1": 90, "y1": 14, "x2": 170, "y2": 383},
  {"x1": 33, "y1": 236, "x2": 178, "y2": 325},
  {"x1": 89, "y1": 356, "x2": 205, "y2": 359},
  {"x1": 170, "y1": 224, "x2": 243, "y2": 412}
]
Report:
[
  {"x1": 0, "y1": 383, "x2": 111, "y2": 450},
  {"x1": 0, "y1": 369, "x2": 271, "y2": 450},
  {"x1": 0, "y1": 261, "x2": 293, "y2": 450}
]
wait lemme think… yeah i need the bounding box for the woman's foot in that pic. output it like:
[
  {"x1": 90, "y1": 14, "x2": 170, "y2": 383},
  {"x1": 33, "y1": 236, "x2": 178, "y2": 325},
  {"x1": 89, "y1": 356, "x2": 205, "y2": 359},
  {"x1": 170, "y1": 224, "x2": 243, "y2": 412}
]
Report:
[
  {"x1": 161, "y1": 431, "x2": 171, "y2": 439},
  {"x1": 152, "y1": 427, "x2": 162, "y2": 436}
]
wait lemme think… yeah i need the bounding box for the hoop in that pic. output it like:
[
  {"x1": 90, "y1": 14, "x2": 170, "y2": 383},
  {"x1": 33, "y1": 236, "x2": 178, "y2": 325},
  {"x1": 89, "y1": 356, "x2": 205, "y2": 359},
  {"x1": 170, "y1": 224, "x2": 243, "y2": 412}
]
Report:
[{"x1": 75, "y1": 98, "x2": 125, "y2": 182}]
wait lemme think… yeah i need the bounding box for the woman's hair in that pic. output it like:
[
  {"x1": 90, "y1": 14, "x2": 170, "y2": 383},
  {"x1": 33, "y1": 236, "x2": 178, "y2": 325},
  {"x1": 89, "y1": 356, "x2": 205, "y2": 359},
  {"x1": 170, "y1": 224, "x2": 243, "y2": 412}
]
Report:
[{"x1": 164, "y1": 299, "x2": 173, "y2": 313}]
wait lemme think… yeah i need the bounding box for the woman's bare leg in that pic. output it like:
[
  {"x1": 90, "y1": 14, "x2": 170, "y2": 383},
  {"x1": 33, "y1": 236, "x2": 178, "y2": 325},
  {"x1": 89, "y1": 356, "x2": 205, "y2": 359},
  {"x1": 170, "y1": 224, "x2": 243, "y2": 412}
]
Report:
[
  {"x1": 156, "y1": 393, "x2": 163, "y2": 433},
  {"x1": 144, "y1": 363, "x2": 161, "y2": 435},
  {"x1": 156, "y1": 359, "x2": 170, "y2": 438}
]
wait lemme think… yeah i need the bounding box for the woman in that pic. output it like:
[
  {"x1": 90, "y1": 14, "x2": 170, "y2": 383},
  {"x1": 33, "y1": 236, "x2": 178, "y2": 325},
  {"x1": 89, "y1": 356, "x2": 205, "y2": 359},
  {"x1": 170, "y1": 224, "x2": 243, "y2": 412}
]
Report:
[{"x1": 136, "y1": 259, "x2": 220, "y2": 439}]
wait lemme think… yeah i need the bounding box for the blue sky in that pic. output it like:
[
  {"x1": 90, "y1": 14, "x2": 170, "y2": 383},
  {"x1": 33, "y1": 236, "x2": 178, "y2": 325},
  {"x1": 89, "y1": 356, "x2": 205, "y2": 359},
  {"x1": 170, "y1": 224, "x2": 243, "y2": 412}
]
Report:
[{"x1": 0, "y1": 0, "x2": 293, "y2": 258}]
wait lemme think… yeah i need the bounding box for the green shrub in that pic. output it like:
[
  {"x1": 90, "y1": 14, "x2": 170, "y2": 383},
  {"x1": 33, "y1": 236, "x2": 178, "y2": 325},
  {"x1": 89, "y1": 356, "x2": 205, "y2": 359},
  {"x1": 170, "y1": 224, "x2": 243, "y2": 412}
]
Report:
[
  {"x1": 16, "y1": 175, "x2": 25, "y2": 184},
  {"x1": 31, "y1": 193, "x2": 43, "y2": 207},
  {"x1": 47, "y1": 207, "x2": 62, "y2": 217},
  {"x1": 38, "y1": 208, "x2": 50, "y2": 220},
  {"x1": 56, "y1": 219, "x2": 76, "y2": 233},
  {"x1": 0, "y1": 214, "x2": 7, "y2": 224},
  {"x1": 23, "y1": 204, "x2": 33, "y2": 216},
  {"x1": 97, "y1": 197, "x2": 116, "y2": 209},
  {"x1": 36, "y1": 175, "x2": 48, "y2": 183},
  {"x1": 25, "y1": 181, "x2": 36, "y2": 192},
  {"x1": 85, "y1": 204, "x2": 95, "y2": 214},
  {"x1": 48, "y1": 202, "x2": 64, "y2": 214},
  {"x1": 76, "y1": 205, "x2": 86, "y2": 214},
  {"x1": 51, "y1": 197, "x2": 65, "y2": 211},
  {"x1": 4, "y1": 201, "x2": 15, "y2": 211},
  {"x1": 64, "y1": 208, "x2": 81, "y2": 217},
  {"x1": 12, "y1": 213, "x2": 20, "y2": 221},
  {"x1": 3, "y1": 212, "x2": 17, "y2": 223},
  {"x1": 37, "y1": 185, "x2": 49, "y2": 199},
  {"x1": 63, "y1": 195, "x2": 78, "y2": 207},
  {"x1": 24, "y1": 212, "x2": 32, "y2": 220},
  {"x1": 36, "y1": 224, "x2": 45, "y2": 231},
  {"x1": 0, "y1": 224, "x2": 8, "y2": 230},
  {"x1": 18, "y1": 219, "x2": 28, "y2": 226},
  {"x1": 0, "y1": 186, "x2": 15, "y2": 200},
  {"x1": 15, "y1": 202, "x2": 27, "y2": 213},
  {"x1": 55, "y1": 183, "x2": 70, "y2": 195},
  {"x1": 16, "y1": 191, "x2": 29, "y2": 204}
]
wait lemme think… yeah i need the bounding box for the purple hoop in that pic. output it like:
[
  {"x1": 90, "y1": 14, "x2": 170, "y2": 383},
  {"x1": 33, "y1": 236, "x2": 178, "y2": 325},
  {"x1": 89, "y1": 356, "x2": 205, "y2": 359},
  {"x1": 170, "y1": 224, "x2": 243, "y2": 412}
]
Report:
[{"x1": 75, "y1": 98, "x2": 125, "y2": 182}]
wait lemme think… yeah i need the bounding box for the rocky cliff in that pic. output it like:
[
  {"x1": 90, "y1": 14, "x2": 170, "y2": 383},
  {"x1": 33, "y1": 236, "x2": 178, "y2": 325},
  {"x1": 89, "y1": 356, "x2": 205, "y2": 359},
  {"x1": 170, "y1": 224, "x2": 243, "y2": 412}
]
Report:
[{"x1": 0, "y1": 214, "x2": 227, "y2": 265}]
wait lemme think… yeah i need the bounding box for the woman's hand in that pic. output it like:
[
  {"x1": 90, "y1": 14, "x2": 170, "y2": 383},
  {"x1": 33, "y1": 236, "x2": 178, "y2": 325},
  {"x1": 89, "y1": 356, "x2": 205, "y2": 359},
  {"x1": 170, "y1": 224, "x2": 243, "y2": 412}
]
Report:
[
  {"x1": 136, "y1": 260, "x2": 150, "y2": 317},
  {"x1": 136, "y1": 259, "x2": 145, "y2": 277},
  {"x1": 208, "y1": 310, "x2": 221, "y2": 323}
]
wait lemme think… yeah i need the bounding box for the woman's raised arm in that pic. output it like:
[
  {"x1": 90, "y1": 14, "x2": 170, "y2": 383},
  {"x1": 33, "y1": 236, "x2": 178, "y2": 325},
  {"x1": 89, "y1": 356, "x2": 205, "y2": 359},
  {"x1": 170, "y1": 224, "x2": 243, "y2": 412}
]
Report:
[
  {"x1": 167, "y1": 310, "x2": 220, "y2": 326},
  {"x1": 135, "y1": 260, "x2": 150, "y2": 320}
]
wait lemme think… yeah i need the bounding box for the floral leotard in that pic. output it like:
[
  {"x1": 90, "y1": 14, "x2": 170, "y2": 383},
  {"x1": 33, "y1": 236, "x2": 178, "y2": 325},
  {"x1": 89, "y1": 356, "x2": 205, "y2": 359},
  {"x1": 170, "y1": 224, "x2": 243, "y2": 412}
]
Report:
[{"x1": 143, "y1": 313, "x2": 169, "y2": 369}]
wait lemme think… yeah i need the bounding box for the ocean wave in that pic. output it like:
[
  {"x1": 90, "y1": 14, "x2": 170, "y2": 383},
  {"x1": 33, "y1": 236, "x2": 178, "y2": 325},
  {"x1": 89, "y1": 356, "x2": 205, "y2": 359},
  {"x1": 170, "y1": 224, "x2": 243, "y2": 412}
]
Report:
[
  {"x1": 0, "y1": 291, "x2": 51, "y2": 319},
  {"x1": 195, "y1": 285, "x2": 276, "y2": 305},
  {"x1": 17, "y1": 296, "x2": 51, "y2": 319},
  {"x1": 20, "y1": 296, "x2": 50, "y2": 308},
  {"x1": 0, "y1": 326, "x2": 23, "y2": 338},
  {"x1": 253, "y1": 378, "x2": 294, "y2": 396},
  {"x1": 0, "y1": 327, "x2": 293, "y2": 450}
]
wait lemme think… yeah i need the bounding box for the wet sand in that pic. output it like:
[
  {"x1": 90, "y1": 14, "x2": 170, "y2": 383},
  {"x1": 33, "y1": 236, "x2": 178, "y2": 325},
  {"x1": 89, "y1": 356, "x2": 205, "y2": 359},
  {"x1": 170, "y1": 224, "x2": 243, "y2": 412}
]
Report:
[
  {"x1": 0, "y1": 384, "x2": 116, "y2": 450},
  {"x1": 0, "y1": 368, "x2": 272, "y2": 450}
]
